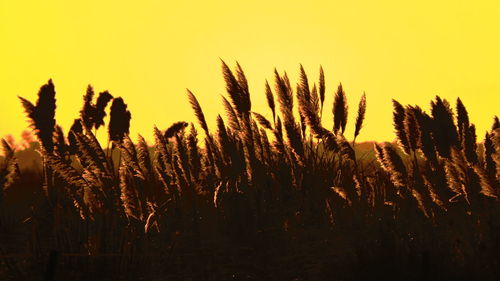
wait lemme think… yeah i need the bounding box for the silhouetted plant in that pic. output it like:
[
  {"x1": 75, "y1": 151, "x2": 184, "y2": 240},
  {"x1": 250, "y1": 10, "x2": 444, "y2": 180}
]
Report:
[
  {"x1": 2, "y1": 62, "x2": 499, "y2": 281},
  {"x1": 108, "y1": 97, "x2": 131, "y2": 143}
]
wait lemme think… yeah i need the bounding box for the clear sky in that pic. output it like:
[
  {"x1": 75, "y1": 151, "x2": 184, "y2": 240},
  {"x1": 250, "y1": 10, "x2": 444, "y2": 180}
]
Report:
[{"x1": 1, "y1": 0, "x2": 498, "y2": 144}]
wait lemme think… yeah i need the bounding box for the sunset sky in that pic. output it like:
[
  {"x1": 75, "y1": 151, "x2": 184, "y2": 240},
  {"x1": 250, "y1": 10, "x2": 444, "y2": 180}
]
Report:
[{"x1": 1, "y1": 0, "x2": 499, "y2": 144}]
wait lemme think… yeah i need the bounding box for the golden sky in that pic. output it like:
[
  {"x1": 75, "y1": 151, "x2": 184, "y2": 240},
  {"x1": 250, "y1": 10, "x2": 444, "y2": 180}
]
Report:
[{"x1": 1, "y1": 0, "x2": 499, "y2": 144}]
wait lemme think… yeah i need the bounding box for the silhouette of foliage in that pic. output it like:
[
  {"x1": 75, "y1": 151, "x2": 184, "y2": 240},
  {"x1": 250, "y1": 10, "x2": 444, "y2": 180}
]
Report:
[{"x1": 2, "y1": 63, "x2": 499, "y2": 281}]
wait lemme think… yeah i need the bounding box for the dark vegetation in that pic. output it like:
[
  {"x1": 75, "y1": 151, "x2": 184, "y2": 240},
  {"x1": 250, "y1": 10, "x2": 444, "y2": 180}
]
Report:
[{"x1": 0, "y1": 62, "x2": 499, "y2": 280}]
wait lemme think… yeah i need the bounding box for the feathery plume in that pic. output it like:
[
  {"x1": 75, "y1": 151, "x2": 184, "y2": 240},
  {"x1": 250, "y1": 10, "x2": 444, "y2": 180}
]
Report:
[
  {"x1": 354, "y1": 93, "x2": 366, "y2": 140},
  {"x1": 374, "y1": 143, "x2": 387, "y2": 170},
  {"x1": 18, "y1": 97, "x2": 35, "y2": 121},
  {"x1": 445, "y1": 149, "x2": 469, "y2": 202},
  {"x1": 53, "y1": 125, "x2": 68, "y2": 157},
  {"x1": 216, "y1": 115, "x2": 230, "y2": 158},
  {"x1": 456, "y1": 97, "x2": 469, "y2": 145},
  {"x1": 297, "y1": 82, "x2": 336, "y2": 148},
  {"x1": 94, "y1": 91, "x2": 113, "y2": 131},
  {"x1": 404, "y1": 106, "x2": 420, "y2": 152},
  {"x1": 382, "y1": 143, "x2": 408, "y2": 188},
  {"x1": 222, "y1": 95, "x2": 240, "y2": 130},
  {"x1": 310, "y1": 83, "x2": 320, "y2": 116},
  {"x1": 68, "y1": 119, "x2": 84, "y2": 155},
  {"x1": 392, "y1": 100, "x2": 410, "y2": 154},
  {"x1": 337, "y1": 134, "x2": 355, "y2": 161},
  {"x1": 164, "y1": 121, "x2": 188, "y2": 139},
  {"x1": 430, "y1": 96, "x2": 458, "y2": 158},
  {"x1": 265, "y1": 80, "x2": 276, "y2": 123},
  {"x1": 137, "y1": 134, "x2": 152, "y2": 176},
  {"x1": 319, "y1": 66, "x2": 325, "y2": 115},
  {"x1": 252, "y1": 112, "x2": 273, "y2": 130},
  {"x1": 19, "y1": 80, "x2": 57, "y2": 152},
  {"x1": 272, "y1": 117, "x2": 285, "y2": 154},
  {"x1": 297, "y1": 65, "x2": 311, "y2": 137},
  {"x1": 221, "y1": 60, "x2": 247, "y2": 115},
  {"x1": 119, "y1": 165, "x2": 142, "y2": 221},
  {"x1": 463, "y1": 124, "x2": 478, "y2": 164},
  {"x1": 174, "y1": 134, "x2": 191, "y2": 186},
  {"x1": 46, "y1": 153, "x2": 88, "y2": 218},
  {"x1": 414, "y1": 109, "x2": 438, "y2": 165},
  {"x1": 46, "y1": 153, "x2": 88, "y2": 189},
  {"x1": 81, "y1": 85, "x2": 96, "y2": 130},
  {"x1": 235, "y1": 61, "x2": 251, "y2": 114},
  {"x1": 260, "y1": 128, "x2": 271, "y2": 161},
  {"x1": 74, "y1": 132, "x2": 107, "y2": 172},
  {"x1": 274, "y1": 69, "x2": 303, "y2": 159},
  {"x1": 332, "y1": 83, "x2": 348, "y2": 134},
  {"x1": 108, "y1": 97, "x2": 131, "y2": 143},
  {"x1": 274, "y1": 69, "x2": 294, "y2": 112},
  {"x1": 298, "y1": 65, "x2": 310, "y2": 100},
  {"x1": 186, "y1": 89, "x2": 209, "y2": 135},
  {"x1": 492, "y1": 116, "x2": 499, "y2": 131},
  {"x1": 153, "y1": 126, "x2": 169, "y2": 171},
  {"x1": 187, "y1": 124, "x2": 201, "y2": 179}
]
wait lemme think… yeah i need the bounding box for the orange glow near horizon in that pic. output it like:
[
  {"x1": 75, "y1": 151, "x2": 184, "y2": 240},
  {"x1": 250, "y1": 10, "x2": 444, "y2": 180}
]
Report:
[{"x1": 1, "y1": 0, "x2": 499, "y2": 144}]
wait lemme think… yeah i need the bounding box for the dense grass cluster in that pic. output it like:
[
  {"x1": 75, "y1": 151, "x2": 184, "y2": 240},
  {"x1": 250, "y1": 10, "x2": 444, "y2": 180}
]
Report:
[{"x1": 1, "y1": 62, "x2": 499, "y2": 280}]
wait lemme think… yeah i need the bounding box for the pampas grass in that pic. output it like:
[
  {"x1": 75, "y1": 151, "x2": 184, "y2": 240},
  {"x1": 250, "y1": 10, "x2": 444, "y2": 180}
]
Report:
[
  {"x1": 18, "y1": 80, "x2": 56, "y2": 152},
  {"x1": 186, "y1": 90, "x2": 209, "y2": 135},
  {"x1": 354, "y1": 93, "x2": 366, "y2": 142},
  {"x1": 392, "y1": 99, "x2": 410, "y2": 155},
  {"x1": 164, "y1": 122, "x2": 188, "y2": 139},
  {"x1": 94, "y1": 91, "x2": 114, "y2": 131},
  {"x1": 332, "y1": 83, "x2": 348, "y2": 134},
  {"x1": 109, "y1": 97, "x2": 131, "y2": 143},
  {"x1": 3, "y1": 62, "x2": 500, "y2": 281}
]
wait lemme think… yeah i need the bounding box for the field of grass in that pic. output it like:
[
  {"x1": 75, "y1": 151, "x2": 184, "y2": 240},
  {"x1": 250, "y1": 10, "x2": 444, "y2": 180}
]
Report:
[{"x1": 1, "y1": 62, "x2": 499, "y2": 280}]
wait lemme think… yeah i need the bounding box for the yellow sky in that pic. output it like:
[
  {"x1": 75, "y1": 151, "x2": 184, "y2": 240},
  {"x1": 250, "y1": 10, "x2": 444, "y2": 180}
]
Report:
[{"x1": 1, "y1": 0, "x2": 499, "y2": 144}]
